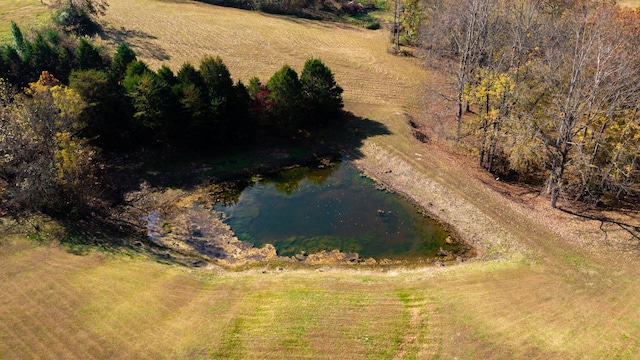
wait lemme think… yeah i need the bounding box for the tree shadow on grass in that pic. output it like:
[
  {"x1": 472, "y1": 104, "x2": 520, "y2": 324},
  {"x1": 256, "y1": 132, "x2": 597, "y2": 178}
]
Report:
[
  {"x1": 303, "y1": 111, "x2": 392, "y2": 160},
  {"x1": 559, "y1": 206, "x2": 640, "y2": 250},
  {"x1": 47, "y1": 209, "x2": 206, "y2": 266},
  {"x1": 98, "y1": 25, "x2": 170, "y2": 62}
]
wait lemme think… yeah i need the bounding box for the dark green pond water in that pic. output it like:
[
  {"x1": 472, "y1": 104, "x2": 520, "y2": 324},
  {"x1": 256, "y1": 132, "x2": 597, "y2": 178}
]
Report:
[{"x1": 214, "y1": 160, "x2": 461, "y2": 260}]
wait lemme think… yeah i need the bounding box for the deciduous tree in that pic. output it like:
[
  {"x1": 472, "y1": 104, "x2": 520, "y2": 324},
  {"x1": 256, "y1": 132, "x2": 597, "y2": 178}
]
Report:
[
  {"x1": 423, "y1": 0, "x2": 500, "y2": 139},
  {"x1": 0, "y1": 72, "x2": 95, "y2": 213}
]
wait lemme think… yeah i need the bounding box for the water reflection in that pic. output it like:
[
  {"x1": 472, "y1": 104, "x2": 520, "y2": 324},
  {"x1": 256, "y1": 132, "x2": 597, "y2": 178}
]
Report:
[
  {"x1": 214, "y1": 159, "x2": 462, "y2": 259},
  {"x1": 261, "y1": 161, "x2": 336, "y2": 195}
]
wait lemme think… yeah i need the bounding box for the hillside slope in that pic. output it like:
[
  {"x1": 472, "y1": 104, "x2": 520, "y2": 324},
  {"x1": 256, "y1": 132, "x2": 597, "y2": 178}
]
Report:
[{"x1": 1, "y1": 0, "x2": 640, "y2": 358}]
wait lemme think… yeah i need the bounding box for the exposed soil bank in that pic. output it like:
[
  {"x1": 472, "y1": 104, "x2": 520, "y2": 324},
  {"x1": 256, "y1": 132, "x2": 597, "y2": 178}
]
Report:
[
  {"x1": 354, "y1": 138, "x2": 640, "y2": 266},
  {"x1": 352, "y1": 142, "x2": 522, "y2": 261},
  {"x1": 122, "y1": 148, "x2": 476, "y2": 268}
]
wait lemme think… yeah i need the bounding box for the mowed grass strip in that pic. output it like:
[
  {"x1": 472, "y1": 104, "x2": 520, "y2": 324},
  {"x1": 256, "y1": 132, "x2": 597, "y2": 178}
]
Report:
[
  {"x1": 5, "y1": 237, "x2": 640, "y2": 359},
  {"x1": 435, "y1": 266, "x2": 640, "y2": 359},
  {"x1": 0, "y1": 240, "x2": 110, "y2": 358},
  {"x1": 0, "y1": 239, "x2": 447, "y2": 359},
  {"x1": 2, "y1": 0, "x2": 640, "y2": 359}
]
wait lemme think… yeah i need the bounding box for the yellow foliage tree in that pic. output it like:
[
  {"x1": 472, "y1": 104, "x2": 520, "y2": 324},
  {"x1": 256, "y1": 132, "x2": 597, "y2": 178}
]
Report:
[
  {"x1": 0, "y1": 72, "x2": 95, "y2": 213},
  {"x1": 464, "y1": 68, "x2": 515, "y2": 172}
]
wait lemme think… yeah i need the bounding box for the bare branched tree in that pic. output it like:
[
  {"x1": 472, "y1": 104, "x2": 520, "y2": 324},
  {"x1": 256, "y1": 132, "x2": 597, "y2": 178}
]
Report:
[
  {"x1": 420, "y1": 0, "x2": 639, "y2": 207},
  {"x1": 422, "y1": 0, "x2": 500, "y2": 140},
  {"x1": 535, "y1": 4, "x2": 640, "y2": 207}
]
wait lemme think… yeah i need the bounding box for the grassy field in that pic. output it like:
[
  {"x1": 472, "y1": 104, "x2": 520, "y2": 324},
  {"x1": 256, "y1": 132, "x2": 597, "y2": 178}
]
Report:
[
  {"x1": 94, "y1": 0, "x2": 425, "y2": 112},
  {"x1": 2, "y1": 0, "x2": 640, "y2": 359},
  {"x1": 0, "y1": 0, "x2": 52, "y2": 43},
  {"x1": 2, "y1": 222, "x2": 640, "y2": 359}
]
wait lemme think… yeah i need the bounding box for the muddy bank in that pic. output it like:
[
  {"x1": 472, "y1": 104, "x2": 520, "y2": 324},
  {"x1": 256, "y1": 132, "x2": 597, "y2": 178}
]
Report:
[{"x1": 351, "y1": 142, "x2": 526, "y2": 261}]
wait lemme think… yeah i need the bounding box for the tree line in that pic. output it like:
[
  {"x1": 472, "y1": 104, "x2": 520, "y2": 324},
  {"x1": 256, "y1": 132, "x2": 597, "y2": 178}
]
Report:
[
  {"x1": 0, "y1": 23, "x2": 344, "y2": 214},
  {"x1": 422, "y1": 0, "x2": 640, "y2": 208}
]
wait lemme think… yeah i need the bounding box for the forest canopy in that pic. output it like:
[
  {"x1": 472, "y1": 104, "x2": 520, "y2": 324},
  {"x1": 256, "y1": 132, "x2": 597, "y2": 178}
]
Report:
[
  {"x1": 422, "y1": 0, "x2": 640, "y2": 207},
  {"x1": 0, "y1": 23, "x2": 344, "y2": 214}
]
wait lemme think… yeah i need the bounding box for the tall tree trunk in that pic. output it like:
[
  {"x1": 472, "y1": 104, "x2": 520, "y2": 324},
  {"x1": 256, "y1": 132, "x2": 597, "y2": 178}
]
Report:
[
  {"x1": 548, "y1": 112, "x2": 574, "y2": 208},
  {"x1": 456, "y1": 80, "x2": 463, "y2": 140}
]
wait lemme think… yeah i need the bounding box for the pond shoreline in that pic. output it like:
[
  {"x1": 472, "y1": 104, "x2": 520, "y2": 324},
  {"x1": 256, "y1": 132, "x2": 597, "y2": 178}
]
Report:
[
  {"x1": 352, "y1": 141, "x2": 527, "y2": 262},
  {"x1": 126, "y1": 146, "x2": 477, "y2": 268}
]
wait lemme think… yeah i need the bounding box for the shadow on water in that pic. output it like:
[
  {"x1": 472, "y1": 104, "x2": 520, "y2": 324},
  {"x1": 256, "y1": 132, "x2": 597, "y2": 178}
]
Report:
[
  {"x1": 47, "y1": 112, "x2": 475, "y2": 263},
  {"x1": 134, "y1": 111, "x2": 392, "y2": 189},
  {"x1": 213, "y1": 159, "x2": 466, "y2": 260},
  {"x1": 46, "y1": 113, "x2": 393, "y2": 262}
]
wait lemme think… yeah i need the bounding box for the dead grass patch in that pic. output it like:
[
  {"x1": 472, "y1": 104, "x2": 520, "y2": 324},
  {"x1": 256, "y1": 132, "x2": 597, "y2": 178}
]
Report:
[{"x1": 618, "y1": 0, "x2": 640, "y2": 8}]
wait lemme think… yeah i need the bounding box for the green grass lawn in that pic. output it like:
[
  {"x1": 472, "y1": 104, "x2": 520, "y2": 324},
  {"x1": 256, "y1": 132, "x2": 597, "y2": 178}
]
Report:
[
  {"x1": 0, "y1": 0, "x2": 52, "y2": 43},
  {"x1": 3, "y1": 230, "x2": 640, "y2": 359}
]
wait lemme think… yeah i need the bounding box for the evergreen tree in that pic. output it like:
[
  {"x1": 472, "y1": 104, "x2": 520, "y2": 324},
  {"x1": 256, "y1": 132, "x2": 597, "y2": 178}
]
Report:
[
  {"x1": 127, "y1": 71, "x2": 174, "y2": 135},
  {"x1": 300, "y1": 58, "x2": 343, "y2": 122},
  {"x1": 247, "y1": 76, "x2": 262, "y2": 99},
  {"x1": 229, "y1": 80, "x2": 251, "y2": 138},
  {"x1": 69, "y1": 69, "x2": 132, "y2": 148},
  {"x1": 0, "y1": 50, "x2": 8, "y2": 80},
  {"x1": 176, "y1": 64, "x2": 207, "y2": 122},
  {"x1": 157, "y1": 65, "x2": 176, "y2": 86},
  {"x1": 179, "y1": 83, "x2": 207, "y2": 121},
  {"x1": 266, "y1": 64, "x2": 303, "y2": 131},
  {"x1": 55, "y1": 45, "x2": 73, "y2": 83},
  {"x1": 199, "y1": 56, "x2": 235, "y2": 139},
  {"x1": 44, "y1": 29, "x2": 61, "y2": 45},
  {"x1": 122, "y1": 60, "x2": 151, "y2": 92},
  {"x1": 177, "y1": 63, "x2": 204, "y2": 88},
  {"x1": 75, "y1": 38, "x2": 103, "y2": 70},
  {"x1": 199, "y1": 56, "x2": 234, "y2": 114},
  {"x1": 27, "y1": 33, "x2": 60, "y2": 78},
  {"x1": 2, "y1": 46, "x2": 27, "y2": 85},
  {"x1": 111, "y1": 42, "x2": 137, "y2": 80},
  {"x1": 11, "y1": 22, "x2": 26, "y2": 56}
]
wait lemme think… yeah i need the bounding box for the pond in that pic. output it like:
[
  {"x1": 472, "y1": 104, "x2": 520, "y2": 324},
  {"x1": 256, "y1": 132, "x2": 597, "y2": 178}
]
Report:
[{"x1": 214, "y1": 159, "x2": 463, "y2": 260}]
